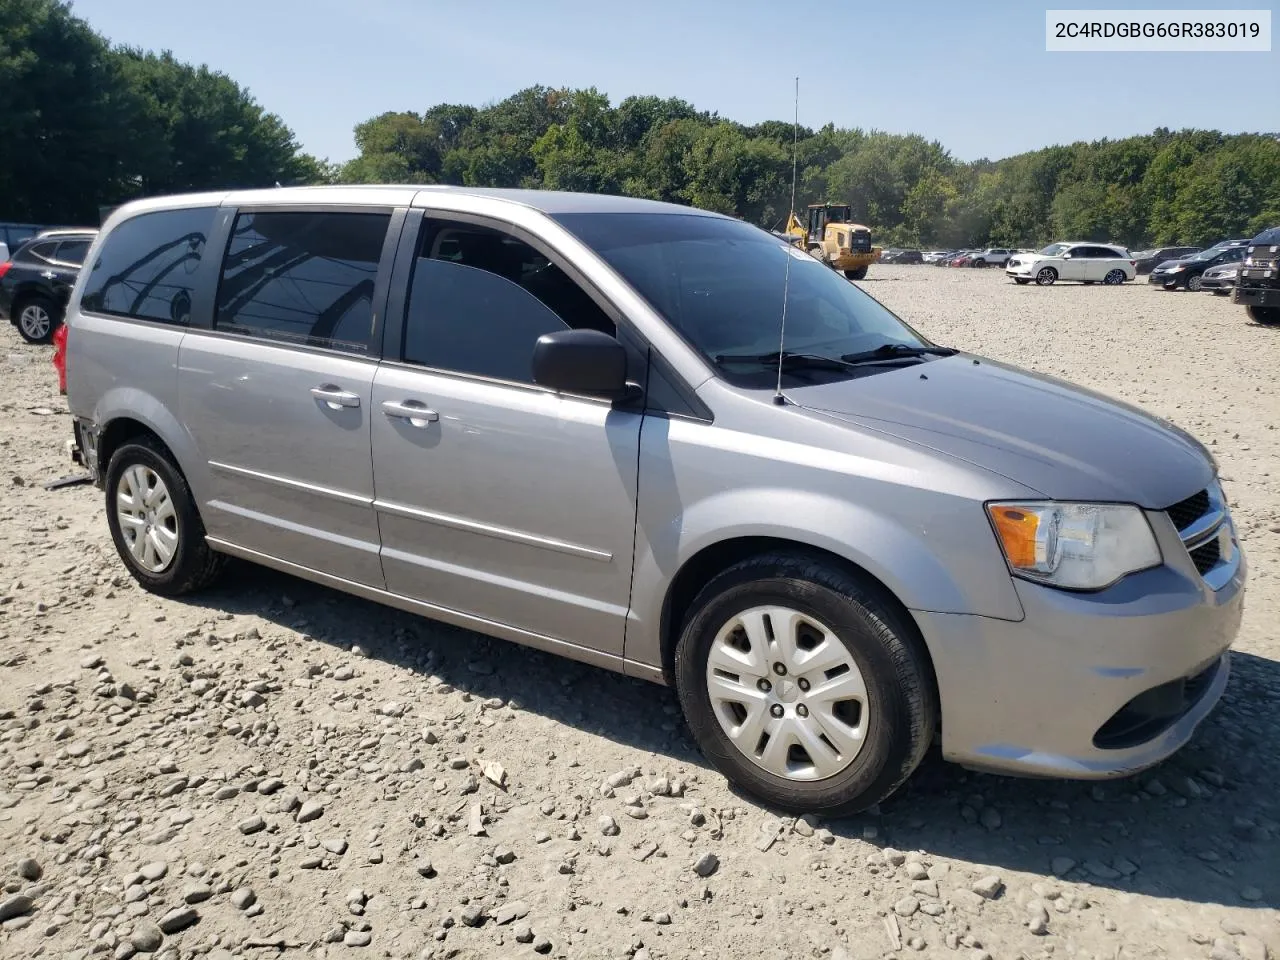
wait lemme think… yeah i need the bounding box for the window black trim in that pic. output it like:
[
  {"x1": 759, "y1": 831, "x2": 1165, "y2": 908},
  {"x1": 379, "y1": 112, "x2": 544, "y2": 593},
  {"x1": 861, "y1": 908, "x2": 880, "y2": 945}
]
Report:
[{"x1": 206, "y1": 204, "x2": 405, "y2": 355}]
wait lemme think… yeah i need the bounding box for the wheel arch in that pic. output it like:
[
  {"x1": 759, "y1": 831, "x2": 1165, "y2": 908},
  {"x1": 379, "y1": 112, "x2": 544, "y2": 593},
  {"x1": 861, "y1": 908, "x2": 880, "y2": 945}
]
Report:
[
  {"x1": 93, "y1": 395, "x2": 203, "y2": 498},
  {"x1": 655, "y1": 535, "x2": 939, "y2": 697}
]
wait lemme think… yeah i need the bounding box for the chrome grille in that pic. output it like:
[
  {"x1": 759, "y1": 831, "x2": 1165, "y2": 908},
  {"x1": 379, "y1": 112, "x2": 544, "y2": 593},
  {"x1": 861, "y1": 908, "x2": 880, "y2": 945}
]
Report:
[
  {"x1": 1189, "y1": 537, "x2": 1220, "y2": 575},
  {"x1": 1165, "y1": 489, "x2": 1209, "y2": 531},
  {"x1": 1164, "y1": 483, "x2": 1235, "y2": 588}
]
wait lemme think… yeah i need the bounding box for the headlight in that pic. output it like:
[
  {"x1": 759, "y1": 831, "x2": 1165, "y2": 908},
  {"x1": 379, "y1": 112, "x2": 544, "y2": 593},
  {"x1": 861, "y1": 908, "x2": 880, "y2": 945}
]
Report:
[
  {"x1": 986, "y1": 502, "x2": 1161, "y2": 590},
  {"x1": 1167, "y1": 265, "x2": 1185, "y2": 272}
]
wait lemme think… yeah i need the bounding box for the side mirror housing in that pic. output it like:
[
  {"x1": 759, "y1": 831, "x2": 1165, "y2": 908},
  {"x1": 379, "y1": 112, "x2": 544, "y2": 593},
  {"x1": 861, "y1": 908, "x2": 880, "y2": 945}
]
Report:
[
  {"x1": 1062, "y1": 252, "x2": 1072, "y2": 259},
  {"x1": 532, "y1": 329, "x2": 636, "y2": 402}
]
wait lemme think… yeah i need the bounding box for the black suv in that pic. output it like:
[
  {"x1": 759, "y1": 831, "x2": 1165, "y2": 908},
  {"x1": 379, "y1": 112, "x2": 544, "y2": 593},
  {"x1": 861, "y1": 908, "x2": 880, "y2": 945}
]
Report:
[
  {"x1": 0, "y1": 228, "x2": 97, "y2": 343},
  {"x1": 1133, "y1": 246, "x2": 1202, "y2": 274},
  {"x1": 1234, "y1": 226, "x2": 1280, "y2": 324},
  {"x1": 1147, "y1": 240, "x2": 1251, "y2": 291}
]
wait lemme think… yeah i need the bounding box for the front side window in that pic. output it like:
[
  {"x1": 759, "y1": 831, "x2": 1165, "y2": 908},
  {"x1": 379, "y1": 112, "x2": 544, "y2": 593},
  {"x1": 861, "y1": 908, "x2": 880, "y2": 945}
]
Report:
[
  {"x1": 401, "y1": 219, "x2": 615, "y2": 384},
  {"x1": 215, "y1": 211, "x2": 389, "y2": 354},
  {"x1": 1038, "y1": 243, "x2": 1069, "y2": 257},
  {"x1": 555, "y1": 212, "x2": 929, "y2": 388},
  {"x1": 81, "y1": 207, "x2": 215, "y2": 324}
]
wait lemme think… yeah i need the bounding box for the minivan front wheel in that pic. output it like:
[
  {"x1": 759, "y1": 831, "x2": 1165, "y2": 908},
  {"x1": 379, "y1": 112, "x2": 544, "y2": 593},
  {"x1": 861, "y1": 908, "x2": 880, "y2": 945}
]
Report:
[
  {"x1": 105, "y1": 438, "x2": 226, "y2": 595},
  {"x1": 674, "y1": 553, "x2": 935, "y2": 815}
]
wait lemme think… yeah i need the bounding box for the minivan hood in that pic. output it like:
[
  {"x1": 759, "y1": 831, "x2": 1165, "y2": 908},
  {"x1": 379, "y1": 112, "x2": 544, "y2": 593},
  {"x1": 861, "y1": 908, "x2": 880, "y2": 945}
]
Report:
[{"x1": 789, "y1": 355, "x2": 1214, "y2": 507}]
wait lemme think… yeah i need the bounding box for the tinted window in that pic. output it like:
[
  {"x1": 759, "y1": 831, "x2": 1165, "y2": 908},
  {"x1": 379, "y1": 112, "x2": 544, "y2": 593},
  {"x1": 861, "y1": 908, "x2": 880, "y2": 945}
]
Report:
[
  {"x1": 555, "y1": 212, "x2": 927, "y2": 388},
  {"x1": 82, "y1": 208, "x2": 216, "y2": 324},
  {"x1": 25, "y1": 241, "x2": 58, "y2": 263},
  {"x1": 402, "y1": 220, "x2": 615, "y2": 383},
  {"x1": 215, "y1": 211, "x2": 389, "y2": 354},
  {"x1": 54, "y1": 239, "x2": 90, "y2": 265}
]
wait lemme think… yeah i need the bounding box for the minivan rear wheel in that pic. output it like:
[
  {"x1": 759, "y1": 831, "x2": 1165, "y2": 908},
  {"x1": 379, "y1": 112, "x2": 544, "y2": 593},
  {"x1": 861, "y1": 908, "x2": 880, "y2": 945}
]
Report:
[
  {"x1": 105, "y1": 438, "x2": 226, "y2": 596},
  {"x1": 674, "y1": 552, "x2": 935, "y2": 815}
]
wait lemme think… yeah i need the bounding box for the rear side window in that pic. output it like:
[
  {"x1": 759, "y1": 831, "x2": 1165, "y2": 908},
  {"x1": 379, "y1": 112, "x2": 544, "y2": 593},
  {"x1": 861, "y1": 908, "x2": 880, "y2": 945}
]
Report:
[
  {"x1": 81, "y1": 208, "x2": 216, "y2": 324},
  {"x1": 214, "y1": 211, "x2": 389, "y2": 354},
  {"x1": 24, "y1": 241, "x2": 58, "y2": 263},
  {"x1": 54, "y1": 239, "x2": 90, "y2": 265}
]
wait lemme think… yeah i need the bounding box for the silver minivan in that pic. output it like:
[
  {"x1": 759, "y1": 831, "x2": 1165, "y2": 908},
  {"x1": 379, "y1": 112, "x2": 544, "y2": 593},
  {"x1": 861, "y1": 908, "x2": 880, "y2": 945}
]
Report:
[{"x1": 65, "y1": 186, "x2": 1246, "y2": 814}]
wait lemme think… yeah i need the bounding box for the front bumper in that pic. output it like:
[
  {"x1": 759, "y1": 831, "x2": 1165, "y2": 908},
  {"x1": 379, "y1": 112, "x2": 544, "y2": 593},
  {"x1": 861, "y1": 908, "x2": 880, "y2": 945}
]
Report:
[
  {"x1": 833, "y1": 251, "x2": 878, "y2": 270},
  {"x1": 913, "y1": 510, "x2": 1245, "y2": 779},
  {"x1": 1233, "y1": 285, "x2": 1280, "y2": 308},
  {"x1": 1148, "y1": 271, "x2": 1180, "y2": 285}
]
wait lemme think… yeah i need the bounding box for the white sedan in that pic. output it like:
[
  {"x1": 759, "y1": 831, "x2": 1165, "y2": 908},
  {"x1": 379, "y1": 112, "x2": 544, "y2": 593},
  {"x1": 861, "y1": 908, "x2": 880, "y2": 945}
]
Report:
[{"x1": 1006, "y1": 243, "x2": 1136, "y2": 286}]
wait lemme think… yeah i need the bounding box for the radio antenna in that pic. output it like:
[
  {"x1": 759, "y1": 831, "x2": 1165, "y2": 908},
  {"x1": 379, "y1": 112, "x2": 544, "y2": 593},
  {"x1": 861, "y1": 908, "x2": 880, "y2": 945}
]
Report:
[{"x1": 774, "y1": 76, "x2": 800, "y2": 406}]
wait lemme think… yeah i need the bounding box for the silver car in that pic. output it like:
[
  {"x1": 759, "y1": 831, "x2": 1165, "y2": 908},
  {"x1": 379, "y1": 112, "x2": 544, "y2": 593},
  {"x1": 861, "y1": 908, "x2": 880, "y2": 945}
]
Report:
[{"x1": 64, "y1": 187, "x2": 1245, "y2": 814}]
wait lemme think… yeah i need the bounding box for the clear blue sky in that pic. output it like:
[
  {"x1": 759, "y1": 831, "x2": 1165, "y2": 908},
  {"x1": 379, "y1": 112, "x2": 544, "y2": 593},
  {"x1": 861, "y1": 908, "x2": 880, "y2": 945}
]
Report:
[{"x1": 70, "y1": 0, "x2": 1277, "y2": 164}]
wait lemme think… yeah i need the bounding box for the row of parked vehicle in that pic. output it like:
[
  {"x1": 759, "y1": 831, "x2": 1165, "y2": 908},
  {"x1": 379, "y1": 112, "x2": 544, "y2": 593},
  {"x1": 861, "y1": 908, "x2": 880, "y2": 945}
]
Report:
[{"x1": 881, "y1": 248, "x2": 1031, "y2": 267}]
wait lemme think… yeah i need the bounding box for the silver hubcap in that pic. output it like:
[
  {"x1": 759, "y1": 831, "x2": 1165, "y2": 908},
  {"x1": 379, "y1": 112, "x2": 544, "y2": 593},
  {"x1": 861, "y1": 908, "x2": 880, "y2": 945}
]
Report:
[
  {"x1": 706, "y1": 606, "x2": 868, "y2": 781},
  {"x1": 116, "y1": 465, "x2": 178, "y2": 573},
  {"x1": 1188, "y1": 276, "x2": 1201, "y2": 290},
  {"x1": 19, "y1": 304, "x2": 51, "y2": 340},
  {"x1": 1105, "y1": 271, "x2": 1123, "y2": 285}
]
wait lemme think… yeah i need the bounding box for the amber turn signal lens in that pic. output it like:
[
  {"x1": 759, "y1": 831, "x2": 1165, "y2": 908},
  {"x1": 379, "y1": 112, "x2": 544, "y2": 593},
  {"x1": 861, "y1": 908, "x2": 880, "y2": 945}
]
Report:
[{"x1": 988, "y1": 504, "x2": 1040, "y2": 569}]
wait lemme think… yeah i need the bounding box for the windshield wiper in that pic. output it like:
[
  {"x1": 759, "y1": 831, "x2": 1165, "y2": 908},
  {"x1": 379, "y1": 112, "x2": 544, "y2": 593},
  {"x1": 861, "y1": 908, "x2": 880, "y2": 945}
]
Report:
[
  {"x1": 839, "y1": 343, "x2": 958, "y2": 365},
  {"x1": 714, "y1": 351, "x2": 857, "y2": 371}
]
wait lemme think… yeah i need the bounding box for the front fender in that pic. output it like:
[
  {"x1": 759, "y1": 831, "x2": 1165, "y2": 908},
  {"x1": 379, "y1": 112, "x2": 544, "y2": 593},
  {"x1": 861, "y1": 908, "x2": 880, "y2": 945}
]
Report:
[{"x1": 625, "y1": 436, "x2": 1028, "y2": 675}]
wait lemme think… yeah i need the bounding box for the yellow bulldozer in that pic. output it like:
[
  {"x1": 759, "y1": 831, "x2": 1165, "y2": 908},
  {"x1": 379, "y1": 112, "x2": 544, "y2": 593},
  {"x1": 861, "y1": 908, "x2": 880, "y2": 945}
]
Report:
[{"x1": 784, "y1": 203, "x2": 881, "y2": 280}]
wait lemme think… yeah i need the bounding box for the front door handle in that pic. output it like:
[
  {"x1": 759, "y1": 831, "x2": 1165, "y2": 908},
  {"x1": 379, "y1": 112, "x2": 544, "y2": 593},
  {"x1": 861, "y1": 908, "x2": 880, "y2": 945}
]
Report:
[
  {"x1": 311, "y1": 385, "x2": 361, "y2": 409},
  {"x1": 382, "y1": 399, "x2": 439, "y2": 426}
]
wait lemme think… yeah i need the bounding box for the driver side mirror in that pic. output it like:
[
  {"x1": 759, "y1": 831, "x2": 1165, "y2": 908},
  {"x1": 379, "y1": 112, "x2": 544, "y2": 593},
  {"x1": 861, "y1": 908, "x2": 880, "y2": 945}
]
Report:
[
  {"x1": 532, "y1": 329, "x2": 639, "y2": 402},
  {"x1": 1062, "y1": 252, "x2": 1073, "y2": 259}
]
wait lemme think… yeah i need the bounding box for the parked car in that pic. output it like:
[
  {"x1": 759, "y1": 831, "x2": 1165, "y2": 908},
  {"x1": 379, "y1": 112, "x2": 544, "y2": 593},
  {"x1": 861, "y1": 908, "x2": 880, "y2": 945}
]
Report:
[
  {"x1": 949, "y1": 251, "x2": 976, "y2": 267},
  {"x1": 1233, "y1": 226, "x2": 1280, "y2": 324},
  {"x1": 895, "y1": 249, "x2": 924, "y2": 265},
  {"x1": 1199, "y1": 262, "x2": 1241, "y2": 295},
  {"x1": 968, "y1": 248, "x2": 1016, "y2": 268},
  {"x1": 921, "y1": 250, "x2": 954, "y2": 264},
  {"x1": 0, "y1": 227, "x2": 98, "y2": 342},
  {"x1": 1132, "y1": 246, "x2": 1202, "y2": 275},
  {"x1": 1005, "y1": 243, "x2": 1136, "y2": 286},
  {"x1": 878, "y1": 248, "x2": 902, "y2": 262},
  {"x1": 1148, "y1": 240, "x2": 1250, "y2": 291},
  {"x1": 65, "y1": 186, "x2": 1244, "y2": 815}
]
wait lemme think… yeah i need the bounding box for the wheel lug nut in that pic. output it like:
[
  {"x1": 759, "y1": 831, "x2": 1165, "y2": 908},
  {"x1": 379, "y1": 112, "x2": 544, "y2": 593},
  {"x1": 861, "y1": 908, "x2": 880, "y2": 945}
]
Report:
[
  {"x1": 757, "y1": 679, "x2": 772, "y2": 693},
  {"x1": 797, "y1": 678, "x2": 810, "y2": 691},
  {"x1": 772, "y1": 663, "x2": 787, "y2": 676},
  {"x1": 796, "y1": 704, "x2": 809, "y2": 718},
  {"x1": 769, "y1": 704, "x2": 784, "y2": 718}
]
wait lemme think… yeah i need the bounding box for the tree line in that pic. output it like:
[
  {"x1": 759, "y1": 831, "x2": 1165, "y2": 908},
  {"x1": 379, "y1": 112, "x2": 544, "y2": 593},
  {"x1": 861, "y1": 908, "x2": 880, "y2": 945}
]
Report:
[
  {"x1": 5, "y1": 2, "x2": 1277, "y2": 249},
  {"x1": 339, "y1": 88, "x2": 1280, "y2": 248}
]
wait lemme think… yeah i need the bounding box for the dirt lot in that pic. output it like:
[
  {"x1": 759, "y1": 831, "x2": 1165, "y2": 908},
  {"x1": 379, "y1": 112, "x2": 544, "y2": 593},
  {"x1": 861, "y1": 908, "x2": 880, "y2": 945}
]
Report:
[{"x1": 1, "y1": 266, "x2": 1277, "y2": 960}]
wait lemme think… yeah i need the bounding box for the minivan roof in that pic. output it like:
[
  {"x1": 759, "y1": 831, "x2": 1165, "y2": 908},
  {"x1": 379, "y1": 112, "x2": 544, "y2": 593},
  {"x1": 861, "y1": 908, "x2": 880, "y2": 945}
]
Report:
[{"x1": 102, "y1": 185, "x2": 725, "y2": 221}]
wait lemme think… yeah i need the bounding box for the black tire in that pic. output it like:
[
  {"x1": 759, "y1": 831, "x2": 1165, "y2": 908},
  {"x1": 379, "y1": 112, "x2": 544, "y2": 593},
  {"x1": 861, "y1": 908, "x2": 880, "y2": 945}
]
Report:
[
  {"x1": 1014, "y1": 278, "x2": 1030, "y2": 285},
  {"x1": 13, "y1": 294, "x2": 60, "y2": 344},
  {"x1": 1248, "y1": 305, "x2": 1280, "y2": 325},
  {"x1": 971, "y1": 259, "x2": 986, "y2": 268},
  {"x1": 1035, "y1": 267, "x2": 1057, "y2": 286},
  {"x1": 844, "y1": 266, "x2": 868, "y2": 281},
  {"x1": 105, "y1": 437, "x2": 226, "y2": 596},
  {"x1": 674, "y1": 552, "x2": 936, "y2": 816}
]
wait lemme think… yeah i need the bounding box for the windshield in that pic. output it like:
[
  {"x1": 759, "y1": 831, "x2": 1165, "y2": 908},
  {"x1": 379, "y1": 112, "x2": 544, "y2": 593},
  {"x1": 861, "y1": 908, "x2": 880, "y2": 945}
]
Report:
[
  {"x1": 1038, "y1": 243, "x2": 1069, "y2": 256},
  {"x1": 554, "y1": 212, "x2": 928, "y2": 386},
  {"x1": 1188, "y1": 247, "x2": 1225, "y2": 261}
]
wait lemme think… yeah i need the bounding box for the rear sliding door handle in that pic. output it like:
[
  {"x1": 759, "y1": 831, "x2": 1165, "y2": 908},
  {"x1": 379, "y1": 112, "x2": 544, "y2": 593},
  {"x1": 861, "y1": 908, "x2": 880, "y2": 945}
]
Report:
[
  {"x1": 311, "y1": 385, "x2": 362, "y2": 409},
  {"x1": 382, "y1": 399, "x2": 439, "y2": 426}
]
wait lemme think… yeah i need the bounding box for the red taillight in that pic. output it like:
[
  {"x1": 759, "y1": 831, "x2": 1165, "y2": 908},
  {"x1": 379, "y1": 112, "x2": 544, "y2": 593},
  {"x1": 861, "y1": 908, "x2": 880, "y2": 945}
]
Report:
[
  {"x1": 53, "y1": 324, "x2": 68, "y2": 394},
  {"x1": 0, "y1": 261, "x2": 12, "y2": 279},
  {"x1": 1130, "y1": 261, "x2": 1136, "y2": 267}
]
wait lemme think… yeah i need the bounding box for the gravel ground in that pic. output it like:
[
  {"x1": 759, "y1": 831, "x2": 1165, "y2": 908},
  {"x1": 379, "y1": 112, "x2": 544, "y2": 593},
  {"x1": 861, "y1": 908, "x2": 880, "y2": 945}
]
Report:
[{"x1": 1, "y1": 266, "x2": 1277, "y2": 960}]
